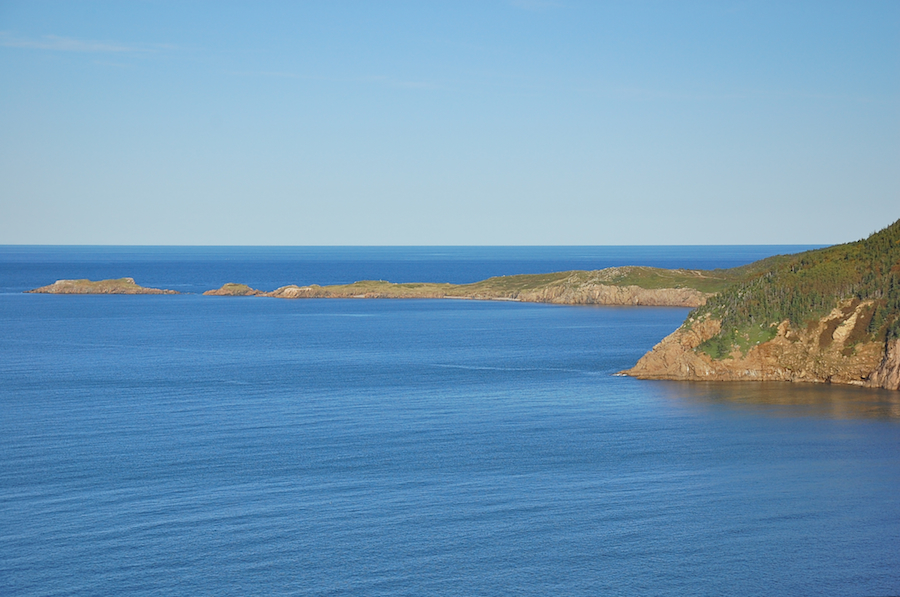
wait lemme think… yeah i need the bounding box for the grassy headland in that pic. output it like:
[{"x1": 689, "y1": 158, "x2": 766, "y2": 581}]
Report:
[
  {"x1": 624, "y1": 219, "x2": 900, "y2": 390},
  {"x1": 261, "y1": 265, "x2": 729, "y2": 307}
]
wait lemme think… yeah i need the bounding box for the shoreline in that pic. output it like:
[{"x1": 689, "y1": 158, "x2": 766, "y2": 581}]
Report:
[{"x1": 27, "y1": 268, "x2": 717, "y2": 308}]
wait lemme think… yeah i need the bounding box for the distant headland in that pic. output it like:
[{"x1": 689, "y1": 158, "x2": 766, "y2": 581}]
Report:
[
  {"x1": 24, "y1": 219, "x2": 900, "y2": 391},
  {"x1": 203, "y1": 266, "x2": 724, "y2": 307}
]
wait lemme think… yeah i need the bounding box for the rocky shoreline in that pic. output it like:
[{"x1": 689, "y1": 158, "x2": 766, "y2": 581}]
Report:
[
  {"x1": 621, "y1": 303, "x2": 900, "y2": 391},
  {"x1": 26, "y1": 274, "x2": 900, "y2": 392},
  {"x1": 28, "y1": 270, "x2": 714, "y2": 308},
  {"x1": 257, "y1": 282, "x2": 709, "y2": 307}
]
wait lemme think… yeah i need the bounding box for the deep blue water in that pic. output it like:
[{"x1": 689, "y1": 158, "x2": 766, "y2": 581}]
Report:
[
  {"x1": 0, "y1": 245, "x2": 820, "y2": 294},
  {"x1": 1, "y1": 247, "x2": 899, "y2": 596}
]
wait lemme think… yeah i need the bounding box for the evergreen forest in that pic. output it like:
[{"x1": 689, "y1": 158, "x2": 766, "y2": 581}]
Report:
[{"x1": 693, "y1": 219, "x2": 900, "y2": 359}]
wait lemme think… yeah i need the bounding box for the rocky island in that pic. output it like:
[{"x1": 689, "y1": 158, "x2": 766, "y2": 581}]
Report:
[
  {"x1": 622, "y1": 220, "x2": 900, "y2": 391},
  {"x1": 203, "y1": 283, "x2": 264, "y2": 296},
  {"x1": 27, "y1": 277, "x2": 178, "y2": 295}
]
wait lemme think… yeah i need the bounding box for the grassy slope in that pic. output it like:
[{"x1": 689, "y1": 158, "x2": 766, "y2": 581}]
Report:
[
  {"x1": 692, "y1": 219, "x2": 900, "y2": 359},
  {"x1": 298, "y1": 266, "x2": 736, "y2": 298},
  {"x1": 458, "y1": 266, "x2": 734, "y2": 294}
]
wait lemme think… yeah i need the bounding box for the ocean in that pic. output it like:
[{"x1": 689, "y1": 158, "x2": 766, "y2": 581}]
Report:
[{"x1": 1, "y1": 246, "x2": 898, "y2": 596}]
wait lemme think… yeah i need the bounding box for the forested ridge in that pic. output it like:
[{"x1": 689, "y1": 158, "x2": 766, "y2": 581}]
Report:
[{"x1": 693, "y1": 219, "x2": 900, "y2": 359}]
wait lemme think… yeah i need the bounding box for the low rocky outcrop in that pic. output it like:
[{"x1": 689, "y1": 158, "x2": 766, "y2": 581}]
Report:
[
  {"x1": 262, "y1": 281, "x2": 710, "y2": 307},
  {"x1": 622, "y1": 300, "x2": 897, "y2": 390},
  {"x1": 27, "y1": 278, "x2": 178, "y2": 295},
  {"x1": 203, "y1": 283, "x2": 264, "y2": 296},
  {"x1": 265, "y1": 283, "x2": 452, "y2": 300}
]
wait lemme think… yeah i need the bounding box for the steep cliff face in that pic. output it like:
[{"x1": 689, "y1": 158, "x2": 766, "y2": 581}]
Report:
[
  {"x1": 623, "y1": 300, "x2": 895, "y2": 390},
  {"x1": 624, "y1": 220, "x2": 900, "y2": 391},
  {"x1": 866, "y1": 340, "x2": 900, "y2": 391}
]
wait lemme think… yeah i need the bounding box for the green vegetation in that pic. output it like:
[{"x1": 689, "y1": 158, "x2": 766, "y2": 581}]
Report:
[
  {"x1": 458, "y1": 266, "x2": 734, "y2": 295},
  {"x1": 694, "y1": 219, "x2": 900, "y2": 358},
  {"x1": 434, "y1": 266, "x2": 732, "y2": 295},
  {"x1": 279, "y1": 266, "x2": 732, "y2": 300},
  {"x1": 698, "y1": 323, "x2": 779, "y2": 359},
  {"x1": 311, "y1": 280, "x2": 454, "y2": 296}
]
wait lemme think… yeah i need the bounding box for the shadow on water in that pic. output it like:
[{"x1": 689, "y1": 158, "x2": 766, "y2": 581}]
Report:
[{"x1": 650, "y1": 380, "x2": 900, "y2": 421}]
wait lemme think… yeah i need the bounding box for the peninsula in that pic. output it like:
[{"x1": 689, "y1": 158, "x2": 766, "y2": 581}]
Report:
[
  {"x1": 205, "y1": 266, "x2": 727, "y2": 307},
  {"x1": 622, "y1": 220, "x2": 900, "y2": 391},
  {"x1": 27, "y1": 278, "x2": 179, "y2": 295}
]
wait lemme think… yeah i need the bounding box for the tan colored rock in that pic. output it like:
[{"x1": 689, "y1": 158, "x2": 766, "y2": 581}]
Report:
[
  {"x1": 866, "y1": 340, "x2": 900, "y2": 391},
  {"x1": 263, "y1": 281, "x2": 710, "y2": 307},
  {"x1": 506, "y1": 284, "x2": 709, "y2": 307},
  {"x1": 832, "y1": 309, "x2": 860, "y2": 345},
  {"x1": 203, "y1": 283, "x2": 263, "y2": 296},
  {"x1": 27, "y1": 278, "x2": 178, "y2": 295},
  {"x1": 268, "y1": 285, "x2": 318, "y2": 299},
  {"x1": 623, "y1": 300, "x2": 895, "y2": 390}
]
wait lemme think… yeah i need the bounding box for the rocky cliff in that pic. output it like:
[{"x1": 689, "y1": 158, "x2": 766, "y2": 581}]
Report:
[
  {"x1": 623, "y1": 301, "x2": 898, "y2": 391},
  {"x1": 866, "y1": 340, "x2": 900, "y2": 390},
  {"x1": 623, "y1": 220, "x2": 900, "y2": 391}
]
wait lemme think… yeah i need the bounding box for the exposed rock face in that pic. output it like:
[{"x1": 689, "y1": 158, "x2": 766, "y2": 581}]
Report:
[
  {"x1": 203, "y1": 283, "x2": 264, "y2": 296},
  {"x1": 265, "y1": 283, "x2": 709, "y2": 307},
  {"x1": 27, "y1": 278, "x2": 178, "y2": 295},
  {"x1": 505, "y1": 284, "x2": 707, "y2": 307},
  {"x1": 866, "y1": 340, "x2": 900, "y2": 391},
  {"x1": 623, "y1": 300, "x2": 895, "y2": 389},
  {"x1": 266, "y1": 284, "x2": 452, "y2": 300}
]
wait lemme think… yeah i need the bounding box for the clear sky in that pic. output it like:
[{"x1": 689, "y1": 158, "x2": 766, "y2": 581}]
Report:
[{"x1": 1, "y1": 1, "x2": 897, "y2": 245}]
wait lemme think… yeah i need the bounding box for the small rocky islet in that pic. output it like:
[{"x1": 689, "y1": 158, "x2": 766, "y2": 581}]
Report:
[
  {"x1": 27, "y1": 277, "x2": 178, "y2": 295},
  {"x1": 25, "y1": 219, "x2": 900, "y2": 391}
]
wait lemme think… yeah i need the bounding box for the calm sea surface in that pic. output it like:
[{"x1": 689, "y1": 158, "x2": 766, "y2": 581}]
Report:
[{"x1": 1, "y1": 246, "x2": 898, "y2": 597}]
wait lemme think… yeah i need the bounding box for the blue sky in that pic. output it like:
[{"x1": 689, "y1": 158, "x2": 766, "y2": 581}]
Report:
[{"x1": 1, "y1": 1, "x2": 897, "y2": 245}]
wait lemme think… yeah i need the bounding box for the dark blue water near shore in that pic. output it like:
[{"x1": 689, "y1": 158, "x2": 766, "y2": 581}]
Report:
[{"x1": 1, "y1": 247, "x2": 899, "y2": 596}]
